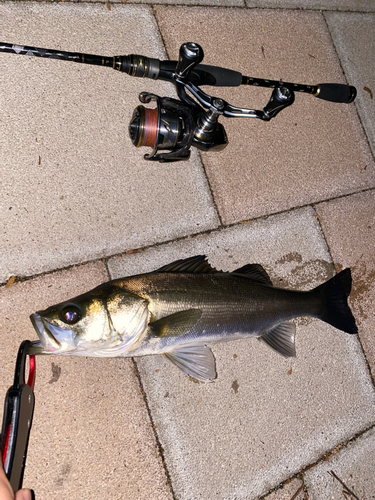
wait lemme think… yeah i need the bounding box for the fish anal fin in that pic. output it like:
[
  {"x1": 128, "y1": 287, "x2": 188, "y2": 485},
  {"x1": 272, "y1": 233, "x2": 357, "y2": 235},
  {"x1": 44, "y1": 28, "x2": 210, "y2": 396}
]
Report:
[
  {"x1": 232, "y1": 263, "x2": 273, "y2": 286},
  {"x1": 164, "y1": 343, "x2": 216, "y2": 382},
  {"x1": 259, "y1": 322, "x2": 296, "y2": 358},
  {"x1": 150, "y1": 309, "x2": 202, "y2": 338},
  {"x1": 155, "y1": 255, "x2": 218, "y2": 274}
]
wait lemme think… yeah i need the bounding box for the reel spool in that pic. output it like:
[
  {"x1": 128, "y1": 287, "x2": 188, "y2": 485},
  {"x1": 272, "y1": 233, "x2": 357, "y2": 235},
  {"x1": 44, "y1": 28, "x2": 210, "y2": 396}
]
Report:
[
  {"x1": 129, "y1": 104, "x2": 181, "y2": 150},
  {"x1": 128, "y1": 93, "x2": 192, "y2": 161}
]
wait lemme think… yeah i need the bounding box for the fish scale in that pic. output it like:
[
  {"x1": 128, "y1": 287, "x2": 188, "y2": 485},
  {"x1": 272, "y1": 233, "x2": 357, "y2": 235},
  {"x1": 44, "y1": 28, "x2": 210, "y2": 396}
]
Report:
[{"x1": 121, "y1": 273, "x2": 317, "y2": 340}]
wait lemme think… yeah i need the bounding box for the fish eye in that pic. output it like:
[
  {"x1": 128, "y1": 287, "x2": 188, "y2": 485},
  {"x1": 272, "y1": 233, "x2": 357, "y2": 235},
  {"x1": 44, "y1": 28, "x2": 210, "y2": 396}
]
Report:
[{"x1": 60, "y1": 306, "x2": 81, "y2": 325}]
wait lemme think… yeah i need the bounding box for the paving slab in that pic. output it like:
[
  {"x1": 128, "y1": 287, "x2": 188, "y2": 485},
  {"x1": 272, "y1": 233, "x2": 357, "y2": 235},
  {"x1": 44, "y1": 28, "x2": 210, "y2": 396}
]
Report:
[
  {"x1": 325, "y1": 12, "x2": 375, "y2": 157},
  {"x1": 155, "y1": 7, "x2": 375, "y2": 225},
  {"x1": 0, "y1": 262, "x2": 172, "y2": 499},
  {"x1": 0, "y1": 2, "x2": 218, "y2": 284},
  {"x1": 245, "y1": 0, "x2": 375, "y2": 11},
  {"x1": 107, "y1": 207, "x2": 375, "y2": 500},
  {"x1": 304, "y1": 426, "x2": 375, "y2": 499},
  {"x1": 315, "y1": 190, "x2": 375, "y2": 379}
]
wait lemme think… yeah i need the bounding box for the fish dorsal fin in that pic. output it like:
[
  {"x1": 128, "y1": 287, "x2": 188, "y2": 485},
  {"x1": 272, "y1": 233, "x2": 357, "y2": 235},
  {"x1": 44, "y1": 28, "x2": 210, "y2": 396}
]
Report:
[
  {"x1": 150, "y1": 309, "x2": 202, "y2": 337},
  {"x1": 258, "y1": 322, "x2": 296, "y2": 357},
  {"x1": 164, "y1": 343, "x2": 217, "y2": 382},
  {"x1": 155, "y1": 255, "x2": 218, "y2": 274},
  {"x1": 232, "y1": 263, "x2": 273, "y2": 286}
]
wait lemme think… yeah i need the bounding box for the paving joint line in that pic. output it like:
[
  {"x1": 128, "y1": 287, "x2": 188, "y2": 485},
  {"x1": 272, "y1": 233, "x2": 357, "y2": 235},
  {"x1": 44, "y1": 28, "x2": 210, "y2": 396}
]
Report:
[
  {"x1": 151, "y1": 2, "x2": 229, "y2": 227},
  {"x1": 322, "y1": 11, "x2": 375, "y2": 164},
  {"x1": 299, "y1": 422, "x2": 375, "y2": 482},
  {"x1": 130, "y1": 357, "x2": 178, "y2": 500},
  {"x1": 17, "y1": 0, "x2": 372, "y2": 14},
  {"x1": 258, "y1": 475, "x2": 308, "y2": 500},
  {"x1": 0, "y1": 0, "x2": 372, "y2": 14},
  {"x1": 200, "y1": 162, "x2": 224, "y2": 226},
  {"x1": 357, "y1": 339, "x2": 375, "y2": 388},
  {"x1": 258, "y1": 422, "x2": 375, "y2": 499},
  {"x1": 150, "y1": 1, "x2": 224, "y2": 226},
  {"x1": 343, "y1": 323, "x2": 375, "y2": 389},
  {"x1": 197, "y1": 152, "x2": 224, "y2": 225},
  {"x1": 135, "y1": 2, "x2": 247, "y2": 8},
  {"x1": 2, "y1": 186, "x2": 375, "y2": 288},
  {"x1": 151, "y1": 3, "x2": 169, "y2": 59},
  {"x1": 310, "y1": 186, "x2": 375, "y2": 208},
  {"x1": 103, "y1": 259, "x2": 112, "y2": 281},
  {"x1": 311, "y1": 193, "x2": 375, "y2": 389},
  {"x1": 311, "y1": 202, "x2": 375, "y2": 388}
]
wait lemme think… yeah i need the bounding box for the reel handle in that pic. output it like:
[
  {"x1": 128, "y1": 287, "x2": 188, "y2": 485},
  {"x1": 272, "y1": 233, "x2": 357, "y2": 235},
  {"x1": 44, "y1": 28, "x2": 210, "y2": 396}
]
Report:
[
  {"x1": 314, "y1": 83, "x2": 357, "y2": 103},
  {"x1": 175, "y1": 42, "x2": 204, "y2": 80}
]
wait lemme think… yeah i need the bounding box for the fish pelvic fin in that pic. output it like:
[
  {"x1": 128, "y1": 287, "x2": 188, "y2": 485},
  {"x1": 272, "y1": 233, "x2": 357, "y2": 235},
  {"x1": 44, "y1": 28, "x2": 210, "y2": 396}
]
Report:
[
  {"x1": 259, "y1": 322, "x2": 296, "y2": 358},
  {"x1": 164, "y1": 343, "x2": 217, "y2": 382},
  {"x1": 314, "y1": 268, "x2": 358, "y2": 334},
  {"x1": 150, "y1": 309, "x2": 202, "y2": 337}
]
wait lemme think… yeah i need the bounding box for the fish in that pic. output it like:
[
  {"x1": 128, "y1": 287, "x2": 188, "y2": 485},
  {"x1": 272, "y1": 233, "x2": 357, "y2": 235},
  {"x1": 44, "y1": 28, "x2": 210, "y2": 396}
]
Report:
[{"x1": 29, "y1": 255, "x2": 357, "y2": 382}]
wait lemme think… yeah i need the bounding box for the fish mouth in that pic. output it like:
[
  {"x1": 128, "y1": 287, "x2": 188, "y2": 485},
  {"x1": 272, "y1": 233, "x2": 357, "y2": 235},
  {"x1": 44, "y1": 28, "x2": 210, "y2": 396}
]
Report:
[{"x1": 30, "y1": 313, "x2": 62, "y2": 353}]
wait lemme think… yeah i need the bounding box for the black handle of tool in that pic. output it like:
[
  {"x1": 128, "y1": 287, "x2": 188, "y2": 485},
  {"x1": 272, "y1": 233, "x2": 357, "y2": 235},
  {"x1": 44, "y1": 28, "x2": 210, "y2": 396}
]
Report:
[
  {"x1": 314, "y1": 83, "x2": 357, "y2": 103},
  {"x1": 0, "y1": 340, "x2": 35, "y2": 493}
]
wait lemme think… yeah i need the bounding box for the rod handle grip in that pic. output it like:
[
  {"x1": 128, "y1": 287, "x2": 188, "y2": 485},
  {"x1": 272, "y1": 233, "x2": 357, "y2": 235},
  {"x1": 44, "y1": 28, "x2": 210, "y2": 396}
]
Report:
[
  {"x1": 196, "y1": 64, "x2": 242, "y2": 87},
  {"x1": 315, "y1": 83, "x2": 357, "y2": 103}
]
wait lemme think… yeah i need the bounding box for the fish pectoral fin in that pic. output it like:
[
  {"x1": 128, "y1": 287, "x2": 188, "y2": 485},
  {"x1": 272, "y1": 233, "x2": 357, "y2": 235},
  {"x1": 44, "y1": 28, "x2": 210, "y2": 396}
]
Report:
[
  {"x1": 164, "y1": 343, "x2": 217, "y2": 382},
  {"x1": 150, "y1": 309, "x2": 202, "y2": 338},
  {"x1": 259, "y1": 322, "x2": 296, "y2": 358}
]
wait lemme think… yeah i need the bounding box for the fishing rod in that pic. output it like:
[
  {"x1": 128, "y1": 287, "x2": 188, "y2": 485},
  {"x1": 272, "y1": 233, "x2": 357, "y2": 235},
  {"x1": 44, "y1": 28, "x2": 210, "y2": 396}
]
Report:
[{"x1": 1, "y1": 41, "x2": 357, "y2": 162}]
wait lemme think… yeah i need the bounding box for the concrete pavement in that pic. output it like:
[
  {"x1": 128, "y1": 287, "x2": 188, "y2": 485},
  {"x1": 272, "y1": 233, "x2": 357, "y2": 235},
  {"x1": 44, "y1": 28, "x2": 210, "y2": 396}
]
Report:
[{"x1": 0, "y1": 2, "x2": 374, "y2": 499}]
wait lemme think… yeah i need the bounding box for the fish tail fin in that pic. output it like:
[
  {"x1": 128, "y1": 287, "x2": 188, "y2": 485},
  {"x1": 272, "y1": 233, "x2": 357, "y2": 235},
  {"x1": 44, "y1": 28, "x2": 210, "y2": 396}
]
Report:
[{"x1": 314, "y1": 268, "x2": 358, "y2": 334}]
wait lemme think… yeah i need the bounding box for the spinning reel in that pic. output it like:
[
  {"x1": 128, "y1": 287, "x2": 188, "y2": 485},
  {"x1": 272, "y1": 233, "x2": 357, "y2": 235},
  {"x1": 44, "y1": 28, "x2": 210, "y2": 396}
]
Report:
[
  {"x1": 0, "y1": 41, "x2": 357, "y2": 162},
  {"x1": 129, "y1": 42, "x2": 300, "y2": 161}
]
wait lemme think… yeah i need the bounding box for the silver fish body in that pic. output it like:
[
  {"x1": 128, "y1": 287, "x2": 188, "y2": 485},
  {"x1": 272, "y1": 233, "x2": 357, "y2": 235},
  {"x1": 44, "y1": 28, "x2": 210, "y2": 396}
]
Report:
[{"x1": 29, "y1": 255, "x2": 357, "y2": 381}]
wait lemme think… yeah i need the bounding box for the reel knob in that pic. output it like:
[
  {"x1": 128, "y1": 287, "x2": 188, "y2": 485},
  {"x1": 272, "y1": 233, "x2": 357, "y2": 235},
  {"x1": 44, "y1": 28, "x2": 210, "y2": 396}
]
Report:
[{"x1": 175, "y1": 42, "x2": 204, "y2": 79}]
